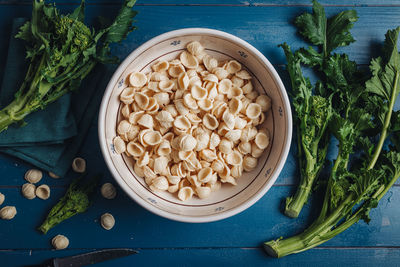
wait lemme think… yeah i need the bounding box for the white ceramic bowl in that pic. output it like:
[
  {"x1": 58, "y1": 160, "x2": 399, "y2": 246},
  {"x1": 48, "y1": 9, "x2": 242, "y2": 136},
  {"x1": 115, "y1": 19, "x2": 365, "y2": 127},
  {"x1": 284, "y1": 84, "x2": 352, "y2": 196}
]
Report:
[{"x1": 98, "y1": 28, "x2": 292, "y2": 223}]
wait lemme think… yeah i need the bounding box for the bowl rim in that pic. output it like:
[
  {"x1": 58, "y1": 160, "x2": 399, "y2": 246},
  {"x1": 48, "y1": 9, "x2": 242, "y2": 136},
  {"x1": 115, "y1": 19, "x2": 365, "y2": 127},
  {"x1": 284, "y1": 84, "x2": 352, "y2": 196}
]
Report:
[{"x1": 98, "y1": 27, "x2": 292, "y2": 223}]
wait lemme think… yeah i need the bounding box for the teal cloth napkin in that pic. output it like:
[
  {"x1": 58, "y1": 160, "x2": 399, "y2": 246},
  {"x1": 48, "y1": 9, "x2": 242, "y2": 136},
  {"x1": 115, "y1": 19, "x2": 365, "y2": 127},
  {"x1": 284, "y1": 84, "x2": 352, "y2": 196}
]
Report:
[{"x1": 0, "y1": 18, "x2": 113, "y2": 177}]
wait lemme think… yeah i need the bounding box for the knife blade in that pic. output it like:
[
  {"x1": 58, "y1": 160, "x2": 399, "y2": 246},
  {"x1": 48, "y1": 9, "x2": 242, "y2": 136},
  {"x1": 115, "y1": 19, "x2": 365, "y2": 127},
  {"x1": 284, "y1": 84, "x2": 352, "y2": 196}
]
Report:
[{"x1": 26, "y1": 248, "x2": 138, "y2": 267}]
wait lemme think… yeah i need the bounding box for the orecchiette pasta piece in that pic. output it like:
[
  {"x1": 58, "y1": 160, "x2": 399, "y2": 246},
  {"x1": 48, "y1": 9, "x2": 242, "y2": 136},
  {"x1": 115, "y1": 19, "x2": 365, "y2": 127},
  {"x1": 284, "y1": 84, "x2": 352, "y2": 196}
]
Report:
[
  {"x1": 207, "y1": 84, "x2": 219, "y2": 100},
  {"x1": 209, "y1": 132, "x2": 221, "y2": 150},
  {"x1": 143, "y1": 165, "x2": 157, "y2": 181},
  {"x1": 146, "y1": 97, "x2": 159, "y2": 114},
  {"x1": 134, "y1": 92, "x2": 150, "y2": 110},
  {"x1": 177, "y1": 134, "x2": 198, "y2": 151},
  {"x1": 240, "y1": 126, "x2": 258, "y2": 143},
  {"x1": 256, "y1": 94, "x2": 272, "y2": 112},
  {"x1": 168, "y1": 183, "x2": 179, "y2": 193},
  {"x1": 207, "y1": 180, "x2": 221, "y2": 192},
  {"x1": 113, "y1": 136, "x2": 126, "y2": 154},
  {"x1": 0, "y1": 206, "x2": 16, "y2": 220},
  {"x1": 174, "y1": 99, "x2": 190, "y2": 116},
  {"x1": 178, "y1": 186, "x2": 194, "y2": 201},
  {"x1": 187, "y1": 175, "x2": 202, "y2": 188},
  {"x1": 163, "y1": 132, "x2": 175, "y2": 142},
  {"x1": 255, "y1": 131, "x2": 270, "y2": 150},
  {"x1": 72, "y1": 157, "x2": 86, "y2": 173},
  {"x1": 129, "y1": 72, "x2": 147, "y2": 87},
  {"x1": 25, "y1": 169, "x2": 43, "y2": 184},
  {"x1": 180, "y1": 51, "x2": 199, "y2": 69},
  {"x1": 225, "y1": 129, "x2": 242, "y2": 142},
  {"x1": 219, "y1": 138, "x2": 233, "y2": 154},
  {"x1": 143, "y1": 131, "x2": 162, "y2": 146},
  {"x1": 128, "y1": 111, "x2": 144, "y2": 125},
  {"x1": 225, "y1": 60, "x2": 241, "y2": 74},
  {"x1": 229, "y1": 97, "x2": 243, "y2": 115},
  {"x1": 252, "y1": 111, "x2": 266, "y2": 126},
  {"x1": 36, "y1": 184, "x2": 50, "y2": 200},
  {"x1": 203, "y1": 55, "x2": 218, "y2": 71},
  {"x1": 134, "y1": 163, "x2": 145, "y2": 177},
  {"x1": 186, "y1": 113, "x2": 202, "y2": 125},
  {"x1": 226, "y1": 151, "x2": 243, "y2": 166},
  {"x1": 213, "y1": 67, "x2": 229, "y2": 80},
  {"x1": 189, "y1": 76, "x2": 202, "y2": 87},
  {"x1": 158, "y1": 79, "x2": 175, "y2": 92},
  {"x1": 187, "y1": 69, "x2": 198, "y2": 78},
  {"x1": 171, "y1": 163, "x2": 186, "y2": 177},
  {"x1": 195, "y1": 132, "x2": 210, "y2": 151},
  {"x1": 235, "y1": 117, "x2": 248, "y2": 130},
  {"x1": 200, "y1": 160, "x2": 211, "y2": 168},
  {"x1": 0, "y1": 193, "x2": 4, "y2": 205},
  {"x1": 148, "y1": 81, "x2": 160, "y2": 91},
  {"x1": 152, "y1": 60, "x2": 169, "y2": 72},
  {"x1": 178, "y1": 72, "x2": 190, "y2": 90},
  {"x1": 231, "y1": 76, "x2": 244, "y2": 88},
  {"x1": 217, "y1": 122, "x2": 230, "y2": 137},
  {"x1": 167, "y1": 173, "x2": 181, "y2": 185},
  {"x1": 150, "y1": 71, "x2": 169, "y2": 82},
  {"x1": 168, "y1": 64, "x2": 185, "y2": 78},
  {"x1": 218, "y1": 79, "x2": 232, "y2": 95},
  {"x1": 169, "y1": 59, "x2": 181, "y2": 66},
  {"x1": 126, "y1": 141, "x2": 145, "y2": 157},
  {"x1": 120, "y1": 87, "x2": 135, "y2": 104},
  {"x1": 101, "y1": 213, "x2": 115, "y2": 230},
  {"x1": 227, "y1": 85, "x2": 243, "y2": 99},
  {"x1": 174, "y1": 115, "x2": 192, "y2": 130},
  {"x1": 203, "y1": 73, "x2": 218, "y2": 83},
  {"x1": 222, "y1": 109, "x2": 235, "y2": 129},
  {"x1": 153, "y1": 156, "x2": 170, "y2": 175},
  {"x1": 187, "y1": 41, "x2": 204, "y2": 56},
  {"x1": 238, "y1": 141, "x2": 252, "y2": 155},
  {"x1": 191, "y1": 85, "x2": 208, "y2": 100},
  {"x1": 183, "y1": 94, "x2": 198, "y2": 110},
  {"x1": 155, "y1": 110, "x2": 174, "y2": 124},
  {"x1": 200, "y1": 149, "x2": 218, "y2": 162},
  {"x1": 198, "y1": 98, "x2": 213, "y2": 111},
  {"x1": 246, "y1": 103, "x2": 262, "y2": 120},
  {"x1": 137, "y1": 151, "x2": 150, "y2": 167},
  {"x1": 150, "y1": 176, "x2": 169, "y2": 191},
  {"x1": 157, "y1": 140, "x2": 171, "y2": 156},
  {"x1": 153, "y1": 92, "x2": 170, "y2": 106},
  {"x1": 196, "y1": 186, "x2": 211, "y2": 199},
  {"x1": 231, "y1": 164, "x2": 243, "y2": 179},
  {"x1": 121, "y1": 104, "x2": 131, "y2": 118},
  {"x1": 221, "y1": 175, "x2": 237, "y2": 185},
  {"x1": 52, "y1": 235, "x2": 69, "y2": 250},
  {"x1": 22, "y1": 183, "x2": 36, "y2": 199},
  {"x1": 137, "y1": 114, "x2": 154, "y2": 129},
  {"x1": 243, "y1": 155, "x2": 258, "y2": 171},
  {"x1": 202, "y1": 113, "x2": 219, "y2": 130},
  {"x1": 179, "y1": 150, "x2": 193, "y2": 161},
  {"x1": 242, "y1": 81, "x2": 253, "y2": 94},
  {"x1": 251, "y1": 142, "x2": 264, "y2": 158},
  {"x1": 211, "y1": 159, "x2": 225, "y2": 173},
  {"x1": 101, "y1": 183, "x2": 117, "y2": 199},
  {"x1": 219, "y1": 163, "x2": 231, "y2": 179}
]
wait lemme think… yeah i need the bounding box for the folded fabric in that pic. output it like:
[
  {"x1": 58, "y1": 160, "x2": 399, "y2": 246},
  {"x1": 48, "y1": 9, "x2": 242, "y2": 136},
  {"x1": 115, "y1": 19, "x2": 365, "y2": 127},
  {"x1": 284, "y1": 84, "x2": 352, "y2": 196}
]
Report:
[{"x1": 0, "y1": 18, "x2": 114, "y2": 177}]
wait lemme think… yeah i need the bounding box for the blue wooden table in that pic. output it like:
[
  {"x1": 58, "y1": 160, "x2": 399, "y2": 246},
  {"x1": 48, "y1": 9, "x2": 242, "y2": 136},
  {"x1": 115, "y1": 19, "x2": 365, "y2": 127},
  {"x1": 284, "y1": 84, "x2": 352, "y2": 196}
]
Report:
[{"x1": 1, "y1": 0, "x2": 400, "y2": 266}]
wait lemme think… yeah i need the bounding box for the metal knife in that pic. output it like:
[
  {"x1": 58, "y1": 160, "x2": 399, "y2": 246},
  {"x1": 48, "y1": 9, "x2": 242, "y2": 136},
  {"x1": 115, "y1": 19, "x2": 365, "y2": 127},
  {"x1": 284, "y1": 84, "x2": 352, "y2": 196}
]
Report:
[{"x1": 26, "y1": 248, "x2": 138, "y2": 267}]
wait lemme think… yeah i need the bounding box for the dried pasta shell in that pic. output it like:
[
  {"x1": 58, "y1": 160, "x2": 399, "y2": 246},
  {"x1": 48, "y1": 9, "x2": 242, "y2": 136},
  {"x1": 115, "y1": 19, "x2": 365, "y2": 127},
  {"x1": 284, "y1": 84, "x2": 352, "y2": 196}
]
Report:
[
  {"x1": 191, "y1": 85, "x2": 207, "y2": 100},
  {"x1": 203, "y1": 73, "x2": 219, "y2": 83},
  {"x1": 154, "y1": 156, "x2": 169, "y2": 175},
  {"x1": 174, "y1": 115, "x2": 191, "y2": 130},
  {"x1": 242, "y1": 81, "x2": 253, "y2": 94},
  {"x1": 189, "y1": 76, "x2": 202, "y2": 87},
  {"x1": 200, "y1": 149, "x2": 217, "y2": 162},
  {"x1": 213, "y1": 67, "x2": 229, "y2": 80},
  {"x1": 129, "y1": 72, "x2": 147, "y2": 87},
  {"x1": 238, "y1": 141, "x2": 252, "y2": 155},
  {"x1": 168, "y1": 64, "x2": 185, "y2": 78},
  {"x1": 207, "y1": 84, "x2": 218, "y2": 100},
  {"x1": 203, "y1": 55, "x2": 218, "y2": 71},
  {"x1": 137, "y1": 151, "x2": 150, "y2": 167},
  {"x1": 121, "y1": 104, "x2": 131, "y2": 118},
  {"x1": 178, "y1": 72, "x2": 190, "y2": 90},
  {"x1": 196, "y1": 186, "x2": 211, "y2": 199},
  {"x1": 209, "y1": 132, "x2": 221, "y2": 150},
  {"x1": 126, "y1": 141, "x2": 145, "y2": 157},
  {"x1": 246, "y1": 103, "x2": 262, "y2": 119},
  {"x1": 202, "y1": 113, "x2": 219, "y2": 130},
  {"x1": 158, "y1": 80, "x2": 175, "y2": 92},
  {"x1": 222, "y1": 109, "x2": 236, "y2": 129},
  {"x1": 150, "y1": 71, "x2": 169, "y2": 82},
  {"x1": 255, "y1": 131, "x2": 270, "y2": 150},
  {"x1": 256, "y1": 95, "x2": 272, "y2": 112},
  {"x1": 155, "y1": 110, "x2": 174, "y2": 123},
  {"x1": 52, "y1": 235, "x2": 69, "y2": 250},
  {"x1": 152, "y1": 60, "x2": 169, "y2": 72},
  {"x1": 145, "y1": 97, "x2": 158, "y2": 112},
  {"x1": 243, "y1": 155, "x2": 258, "y2": 171},
  {"x1": 22, "y1": 183, "x2": 36, "y2": 200},
  {"x1": 135, "y1": 114, "x2": 152, "y2": 129},
  {"x1": 228, "y1": 97, "x2": 243, "y2": 115},
  {"x1": 246, "y1": 90, "x2": 259, "y2": 101},
  {"x1": 221, "y1": 175, "x2": 237, "y2": 186},
  {"x1": 148, "y1": 81, "x2": 160, "y2": 92},
  {"x1": 157, "y1": 140, "x2": 171, "y2": 156},
  {"x1": 217, "y1": 123, "x2": 231, "y2": 136},
  {"x1": 143, "y1": 166, "x2": 157, "y2": 182},
  {"x1": 178, "y1": 186, "x2": 194, "y2": 201},
  {"x1": 187, "y1": 41, "x2": 204, "y2": 56},
  {"x1": 168, "y1": 184, "x2": 180, "y2": 193},
  {"x1": 72, "y1": 157, "x2": 86, "y2": 173},
  {"x1": 174, "y1": 99, "x2": 190, "y2": 116},
  {"x1": 179, "y1": 151, "x2": 193, "y2": 161},
  {"x1": 150, "y1": 176, "x2": 169, "y2": 191},
  {"x1": 197, "y1": 167, "x2": 213, "y2": 183},
  {"x1": 240, "y1": 126, "x2": 258, "y2": 142},
  {"x1": 226, "y1": 60, "x2": 241, "y2": 74},
  {"x1": 0, "y1": 206, "x2": 16, "y2": 220},
  {"x1": 113, "y1": 136, "x2": 126, "y2": 154},
  {"x1": 36, "y1": 184, "x2": 50, "y2": 200},
  {"x1": 231, "y1": 76, "x2": 244, "y2": 88},
  {"x1": 236, "y1": 69, "x2": 252, "y2": 80},
  {"x1": 120, "y1": 87, "x2": 135, "y2": 104},
  {"x1": 231, "y1": 164, "x2": 243, "y2": 179},
  {"x1": 180, "y1": 51, "x2": 199, "y2": 69},
  {"x1": 235, "y1": 117, "x2": 248, "y2": 130},
  {"x1": 101, "y1": 183, "x2": 117, "y2": 199},
  {"x1": 153, "y1": 92, "x2": 170, "y2": 107},
  {"x1": 227, "y1": 85, "x2": 243, "y2": 99},
  {"x1": 187, "y1": 69, "x2": 198, "y2": 78},
  {"x1": 219, "y1": 163, "x2": 231, "y2": 179},
  {"x1": 226, "y1": 151, "x2": 243, "y2": 166},
  {"x1": 143, "y1": 130, "x2": 162, "y2": 146},
  {"x1": 169, "y1": 59, "x2": 182, "y2": 66},
  {"x1": 128, "y1": 111, "x2": 144, "y2": 125},
  {"x1": 186, "y1": 113, "x2": 202, "y2": 125},
  {"x1": 187, "y1": 175, "x2": 202, "y2": 188},
  {"x1": 251, "y1": 142, "x2": 264, "y2": 158},
  {"x1": 183, "y1": 94, "x2": 198, "y2": 110},
  {"x1": 101, "y1": 213, "x2": 115, "y2": 230},
  {"x1": 134, "y1": 92, "x2": 150, "y2": 110},
  {"x1": 219, "y1": 138, "x2": 233, "y2": 154},
  {"x1": 200, "y1": 160, "x2": 211, "y2": 168},
  {"x1": 178, "y1": 134, "x2": 197, "y2": 151},
  {"x1": 225, "y1": 129, "x2": 242, "y2": 142},
  {"x1": 198, "y1": 99, "x2": 213, "y2": 111},
  {"x1": 25, "y1": 169, "x2": 43, "y2": 184},
  {"x1": 211, "y1": 159, "x2": 225, "y2": 173},
  {"x1": 218, "y1": 79, "x2": 232, "y2": 94}
]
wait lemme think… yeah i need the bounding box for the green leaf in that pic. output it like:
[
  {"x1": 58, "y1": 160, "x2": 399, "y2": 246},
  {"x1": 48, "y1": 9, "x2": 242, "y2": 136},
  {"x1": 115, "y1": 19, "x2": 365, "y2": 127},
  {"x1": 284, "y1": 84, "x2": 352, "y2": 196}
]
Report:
[
  {"x1": 326, "y1": 9, "x2": 358, "y2": 54},
  {"x1": 69, "y1": 0, "x2": 85, "y2": 22},
  {"x1": 296, "y1": 46, "x2": 323, "y2": 68},
  {"x1": 295, "y1": 0, "x2": 326, "y2": 47}
]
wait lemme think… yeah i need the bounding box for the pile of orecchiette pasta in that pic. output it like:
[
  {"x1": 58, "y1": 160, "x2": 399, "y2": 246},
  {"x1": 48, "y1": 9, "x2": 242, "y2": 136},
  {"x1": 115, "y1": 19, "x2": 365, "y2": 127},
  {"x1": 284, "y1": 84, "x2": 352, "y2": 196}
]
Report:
[{"x1": 113, "y1": 41, "x2": 272, "y2": 201}]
